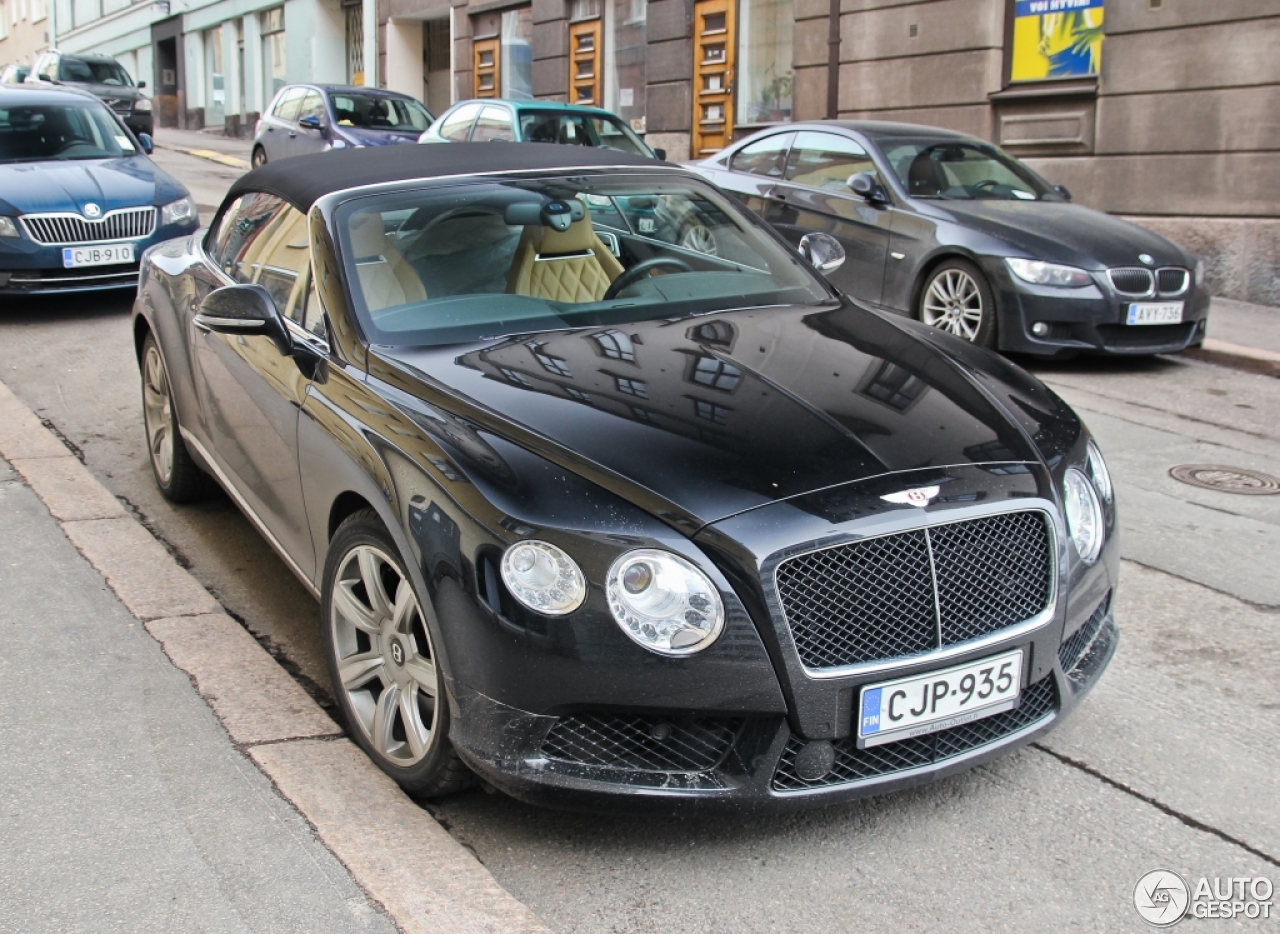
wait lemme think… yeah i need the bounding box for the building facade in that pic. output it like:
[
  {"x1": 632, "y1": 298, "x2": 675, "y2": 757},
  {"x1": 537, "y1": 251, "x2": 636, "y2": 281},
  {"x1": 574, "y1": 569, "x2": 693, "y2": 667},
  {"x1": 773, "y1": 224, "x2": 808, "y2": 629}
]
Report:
[
  {"x1": 0, "y1": 0, "x2": 52, "y2": 74},
  {"x1": 375, "y1": 0, "x2": 1277, "y2": 306},
  {"x1": 45, "y1": 0, "x2": 380, "y2": 134}
]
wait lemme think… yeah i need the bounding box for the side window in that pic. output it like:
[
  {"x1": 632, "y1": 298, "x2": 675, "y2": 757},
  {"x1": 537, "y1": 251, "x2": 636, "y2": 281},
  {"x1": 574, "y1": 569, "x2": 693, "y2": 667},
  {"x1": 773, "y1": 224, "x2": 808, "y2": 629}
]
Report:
[
  {"x1": 471, "y1": 106, "x2": 514, "y2": 142},
  {"x1": 436, "y1": 103, "x2": 482, "y2": 141},
  {"x1": 206, "y1": 191, "x2": 289, "y2": 282},
  {"x1": 785, "y1": 131, "x2": 877, "y2": 191},
  {"x1": 273, "y1": 88, "x2": 305, "y2": 121},
  {"x1": 241, "y1": 205, "x2": 313, "y2": 325},
  {"x1": 729, "y1": 133, "x2": 794, "y2": 178},
  {"x1": 298, "y1": 91, "x2": 325, "y2": 124}
]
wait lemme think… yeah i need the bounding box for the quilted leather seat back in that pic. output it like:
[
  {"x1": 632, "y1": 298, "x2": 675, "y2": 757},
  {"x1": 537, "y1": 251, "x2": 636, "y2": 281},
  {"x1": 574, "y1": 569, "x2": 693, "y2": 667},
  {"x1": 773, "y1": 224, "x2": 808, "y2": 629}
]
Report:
[
  {"x1": 350, "y1": 213, "x2": 428, "y2": 311},
  {"x1": 507, "y1": 215, "x2": 623, "y2": 303}
]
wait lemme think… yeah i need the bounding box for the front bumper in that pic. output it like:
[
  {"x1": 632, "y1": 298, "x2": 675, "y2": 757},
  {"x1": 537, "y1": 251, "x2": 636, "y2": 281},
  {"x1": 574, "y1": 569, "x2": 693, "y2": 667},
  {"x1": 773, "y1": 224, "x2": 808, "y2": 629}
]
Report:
[
  {"x1": 982, "y1": 259, "x2": 1211, "y2": 357},
  {"x1": 0, "y1": 220, "x2": 196, "y2": 296},
  {"x1": 447, "y1": 608, "x2": 1116, "y2": 814}
]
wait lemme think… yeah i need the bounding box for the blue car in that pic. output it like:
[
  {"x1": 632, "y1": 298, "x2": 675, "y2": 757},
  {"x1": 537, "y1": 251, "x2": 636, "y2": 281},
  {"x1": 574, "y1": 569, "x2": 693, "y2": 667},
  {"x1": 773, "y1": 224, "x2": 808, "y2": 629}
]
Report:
[
  {"x1": 251, "y1": 85, "x2": 434, "y2": 167},
  {"x1": 0, "y1": 85, "x2": 199, "y2": 296}
]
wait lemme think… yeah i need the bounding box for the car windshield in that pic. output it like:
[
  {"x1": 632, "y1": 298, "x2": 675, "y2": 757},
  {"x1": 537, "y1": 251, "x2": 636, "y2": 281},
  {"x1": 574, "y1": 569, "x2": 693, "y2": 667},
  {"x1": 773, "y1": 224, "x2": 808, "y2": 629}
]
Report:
[
  {"x1": 0, "y1": 102, "x2": 137, "y2": 163},
  {"x1": 879, "y1": 138, "x2": 1059, "y2": 201},
  {"x1": 59, "y1": 58, "x2": 134, "y2": 86},
  {"x1": 518, "y1": 111, "x2": 652, "y2": 158},
  {"x1": 337, "y1": 174, "x2": 831, "y2": 347},
  {"x1": 329, "y1": 93, "x2": 433, "y2": 132}
]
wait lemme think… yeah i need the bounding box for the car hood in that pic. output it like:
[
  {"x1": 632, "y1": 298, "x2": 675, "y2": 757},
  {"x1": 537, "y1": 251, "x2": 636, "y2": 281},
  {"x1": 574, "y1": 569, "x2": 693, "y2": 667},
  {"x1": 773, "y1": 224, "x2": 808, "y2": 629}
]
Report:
[
  {"x1": 59, "y1": 81, "x2": 144, "y2": 103},
  {"x1": 374, "y1": 300, "x2": 1073, "y2": 530},
  {"x1": 0, "y1": 156, "x2": 183, "y2": 216},
  {"x1": 337, "y1": 126, "x2": 422, "y2": 147},
  {"x1": 923, "y1": 199, "x2": 1192, "y2": 269}
]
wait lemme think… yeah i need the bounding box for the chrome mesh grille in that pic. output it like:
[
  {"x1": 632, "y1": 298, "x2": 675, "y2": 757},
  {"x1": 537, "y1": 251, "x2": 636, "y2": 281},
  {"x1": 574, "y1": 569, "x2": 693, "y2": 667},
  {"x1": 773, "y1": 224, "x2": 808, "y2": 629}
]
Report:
[
  {"x1": 541, "y1": 714, "x2": 743, "y2": 773},
  {"x1": 775, "y1": 511, "x2": 1053, "y2": 671},
  {"x1": 1058, "y1": 592, "x2": 1110, "y2": 673},
  {"x1": 772, "y1": 675, "x2": 1057, "y2": 791},
  {"x1": 20, "y1": 207, "x2": 156, "y2": 246},
  {"x1": 1108, "y1": 267, "x2": 1154, "y2": 295},
  {"x1": 1157, "y1": 267, "x2": 1189, "y2": 295}
]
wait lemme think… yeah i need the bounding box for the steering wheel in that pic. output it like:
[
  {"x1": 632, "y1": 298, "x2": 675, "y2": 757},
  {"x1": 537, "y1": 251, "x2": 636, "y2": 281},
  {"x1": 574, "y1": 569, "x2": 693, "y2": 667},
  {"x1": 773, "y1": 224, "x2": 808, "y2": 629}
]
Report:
[{"x1": 603, "y1": 256, "x2": 694, "y2": 301}]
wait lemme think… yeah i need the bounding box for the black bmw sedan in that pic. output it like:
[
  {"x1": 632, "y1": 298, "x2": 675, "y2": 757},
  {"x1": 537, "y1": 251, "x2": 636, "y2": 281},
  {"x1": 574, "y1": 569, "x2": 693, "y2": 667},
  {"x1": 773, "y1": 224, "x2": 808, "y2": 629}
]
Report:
[
  {"x1": 133, "y1": 143, "x2": 1117, "y2": 811},
  {"x1": 692, "y1": 121, "x2": 1208, "y2": 358}
]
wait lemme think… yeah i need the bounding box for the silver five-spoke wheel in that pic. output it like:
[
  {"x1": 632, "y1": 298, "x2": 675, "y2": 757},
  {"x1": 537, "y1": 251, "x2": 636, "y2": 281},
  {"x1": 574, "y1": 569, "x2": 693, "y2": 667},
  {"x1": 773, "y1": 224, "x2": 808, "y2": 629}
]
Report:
[
  {"x1": 918, "y1": 259, "x2": 997, "y2": 348},
  {"x1": 142, "y1": 341, "x2": 174, "y2": 487},
  {"x1": 330, "y1": 544, "x2": 439, "y2": 765},
  {"x1": 679, "y1": 221, "x2": 717, "y2": 256}
]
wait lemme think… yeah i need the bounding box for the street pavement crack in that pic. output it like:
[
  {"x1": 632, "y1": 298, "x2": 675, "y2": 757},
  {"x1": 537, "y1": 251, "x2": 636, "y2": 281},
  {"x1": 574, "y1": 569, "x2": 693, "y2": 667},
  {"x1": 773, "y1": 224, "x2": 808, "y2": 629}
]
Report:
[
  {"x1": 37, "y1": 415, "x2": 87, "y2": 462},
  {"x1": 1033, "y1": 743, "x2": 1280, "y2": 868},
  {"x1": 1123, "y1": 558, "x2": 1280, "y2": 612}
]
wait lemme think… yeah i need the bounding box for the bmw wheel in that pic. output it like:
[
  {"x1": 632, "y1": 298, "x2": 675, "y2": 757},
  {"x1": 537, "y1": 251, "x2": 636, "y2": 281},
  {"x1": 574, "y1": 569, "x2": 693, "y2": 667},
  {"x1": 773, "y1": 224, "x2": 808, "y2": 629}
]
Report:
[
  {"x1": 918, "y1": 259, "x2": 997, "y2": 348},
  {"x1": 322, "y1": 509, "x2": 473, "y2": 798},
  {"x1": 679, "y1": 220, "x2": 718, "y2": 257},
  {"x1": 251, "y1": 146, "x2": 268, "y2": 168},
  {"x1": 140, "y1": 334, "x2": 219, "y2": 502}
]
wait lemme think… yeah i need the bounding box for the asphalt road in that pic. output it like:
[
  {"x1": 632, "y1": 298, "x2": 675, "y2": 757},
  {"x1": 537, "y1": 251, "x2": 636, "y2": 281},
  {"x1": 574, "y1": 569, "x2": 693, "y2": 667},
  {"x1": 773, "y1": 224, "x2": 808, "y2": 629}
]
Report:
[{"x1": 1, "y1": 146, "x2": 1275, "y2": 931}]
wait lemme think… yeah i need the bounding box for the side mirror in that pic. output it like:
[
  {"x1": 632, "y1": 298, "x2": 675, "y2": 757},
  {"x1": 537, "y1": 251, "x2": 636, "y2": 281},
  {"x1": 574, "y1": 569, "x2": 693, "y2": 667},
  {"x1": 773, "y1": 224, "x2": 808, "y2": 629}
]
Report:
[
  {"x1": 652, "y1": 147, "x2": 667, "y2": 161},
  {"x1": 298, "y1": 114, "x2": 324, "y2": 130},
  {"x1": 1053, "y1": 184, "x2": 1072, "y2": 202},
  {"x1": 137, "y1": 132, "x2": 154, "y2": 154},
  {"x1": 195, "y1": 284, "x2": 292, "y2": 357},
  {"x1": 848, "y1": 172, "x2": 888, "y2": 203},
  {"x1": 799, "y1": 232, "x2": 846, "y2": 275},
  {"x1": 137, "y1": 80, "x2": 146, "y2": 89}
]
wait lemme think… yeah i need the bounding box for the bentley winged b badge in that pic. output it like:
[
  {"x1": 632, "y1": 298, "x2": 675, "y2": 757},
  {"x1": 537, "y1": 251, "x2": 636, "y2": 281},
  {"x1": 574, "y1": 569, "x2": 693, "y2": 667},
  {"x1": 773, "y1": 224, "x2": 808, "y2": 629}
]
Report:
[{"x1": 881, "y1": 485, "x2": 941, "y2": 507}]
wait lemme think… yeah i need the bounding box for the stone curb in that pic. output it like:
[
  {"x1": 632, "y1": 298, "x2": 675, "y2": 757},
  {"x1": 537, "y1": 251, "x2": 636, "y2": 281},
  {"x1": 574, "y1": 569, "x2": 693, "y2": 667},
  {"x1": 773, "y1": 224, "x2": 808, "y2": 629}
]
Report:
[
  {"x1": 0, "y1": 376, "x2": 552, "y2": 934},
  {"x1": 157, "y1": 141, "x2": 252, "y2": 171},
  {"x1": 1183, "y1": 338, "x2": 1280, "y2": 378}
]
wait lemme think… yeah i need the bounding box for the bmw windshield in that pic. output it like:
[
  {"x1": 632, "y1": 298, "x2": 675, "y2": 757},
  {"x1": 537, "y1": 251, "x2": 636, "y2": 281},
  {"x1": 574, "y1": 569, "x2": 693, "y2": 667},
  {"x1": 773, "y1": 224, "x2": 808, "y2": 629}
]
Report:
[
  {"x1": 336, "y1": 174, "x2": 831, "y2": 347},
  {"x1": 880, "y1": 138, "x2": 1061, "y2": 202},
  {"x1": 0, "y1": 102, "x2": 138, "y2": 163}
]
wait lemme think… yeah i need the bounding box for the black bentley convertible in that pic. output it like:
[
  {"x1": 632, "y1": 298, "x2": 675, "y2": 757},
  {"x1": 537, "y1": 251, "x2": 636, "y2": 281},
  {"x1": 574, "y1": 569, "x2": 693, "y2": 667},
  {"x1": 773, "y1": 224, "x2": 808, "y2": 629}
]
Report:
[{"x1": 133, "y1": 144, "x2": 1117, "y2": 811}]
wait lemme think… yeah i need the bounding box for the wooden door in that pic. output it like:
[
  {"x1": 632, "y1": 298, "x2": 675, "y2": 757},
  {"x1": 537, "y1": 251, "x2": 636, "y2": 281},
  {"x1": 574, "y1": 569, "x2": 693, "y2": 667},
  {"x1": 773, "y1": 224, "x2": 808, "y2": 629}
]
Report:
[
  {"x1": 474, "y1": 37, "x2": 500, "y2": 98},
  {"x1": 569, "y1": 19, "x2": 603, "y2": 106},
  {"x1": 692, "y1": 0, "x2": 736, "y2": 157}
]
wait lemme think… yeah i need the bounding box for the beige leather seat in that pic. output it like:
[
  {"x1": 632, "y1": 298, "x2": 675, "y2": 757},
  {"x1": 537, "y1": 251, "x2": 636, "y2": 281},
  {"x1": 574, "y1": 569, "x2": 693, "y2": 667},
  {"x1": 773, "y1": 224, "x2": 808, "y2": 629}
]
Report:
[
  {"x1": 506, "y1": 214, "x2": 623, "y2": 303},
  {"x1": 349, "y1": 213, "x2": 427, "y2": 311}
]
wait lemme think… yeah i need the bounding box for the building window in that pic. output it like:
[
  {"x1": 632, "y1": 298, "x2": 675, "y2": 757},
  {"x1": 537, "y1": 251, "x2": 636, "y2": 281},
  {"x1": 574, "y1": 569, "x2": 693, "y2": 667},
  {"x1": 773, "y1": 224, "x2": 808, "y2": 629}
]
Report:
[
  {"x1": 498, "y1": 366, "x2": 532, "y2": 387},
  {"x1": 262, "y1": 8, "x2": 286, "y2": 98},
  {"x1": 500, "y1": 7, "x2": 533, "y2": 100},
  {"x1": 630, "y1": 406, "x2": 655, "y2": 424},
  {"x1": 346, "y1": 5, "x2": 365, "y2": 85},
  {"x1": 689, "y1": 355, "x2": 741, "y2": 392},
  {"x1": 858, "y1": 361, "x2": 928, "y2": 413},
  {"x1": 206, "y1": 26, "x2": 226, "y2": 128},
  {"x1": 564, "y1": 387, "x2": 591, "y2": 402},
  {"x1": 527, "y1": 341, "x2": 572, "y2": 377},
  {"x1": 688, "y1": 320, "x2": 736, "y2": 347},
  {"x1": 592, "y1": 329, "x2": 635, "y2": 363},
  {"x1": 1009, "y1": 0, "x2": 1104, "y2": 82},
  {"x1": 615, "y1": 376, "x2": 647, "y2": 398},
  {"x1": 693, "y1": 399, "x2": 730, "y2": 424},
  {"x1": 738, "y1": 0, "x2": 793, "y2": 124},
  {"x1": 604, "y1": 0, "x2": 646, "y2": 131}
]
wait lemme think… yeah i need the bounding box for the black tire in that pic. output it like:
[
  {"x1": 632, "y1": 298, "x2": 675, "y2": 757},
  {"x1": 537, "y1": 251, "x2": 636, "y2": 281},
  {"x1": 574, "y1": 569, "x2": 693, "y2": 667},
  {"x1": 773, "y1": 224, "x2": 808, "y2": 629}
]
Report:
[
  {"x1": 251, "y1": 146, "x2": 268, "y2": 168},
  {"x1": 321, "y1": 509, "x2": 473, "y2": 798},
  {"x1": 140, "y1": 334, "x2": 220, "y2": 503},
  {"x1": 917, "y1": 258, "x2": 998, "y2": 349}
]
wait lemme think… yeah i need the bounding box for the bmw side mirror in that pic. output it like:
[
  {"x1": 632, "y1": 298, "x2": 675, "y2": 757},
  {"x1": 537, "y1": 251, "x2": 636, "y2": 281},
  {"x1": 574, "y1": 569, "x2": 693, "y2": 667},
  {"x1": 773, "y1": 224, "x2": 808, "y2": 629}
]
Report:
[
  {"x1": 298, "y1": 114, "x2": 324, "y2": 130},
  {"x1": 653, "y1": 147, "x2": 667, "y2": 161},
  {"x1": 137, "y1": 132, "x2": 154, "y2": 154},
  {"x1": 848, "y1": 172, "x2": 888, "y2": 204},
  {"x1": 1054, "y1": 184, "x2": 1072, "y2": 201},
  {"x1": 195, "y1": 284, "x2": 293, "y2": 357},
  {"x1": 799, "y1": 232, "x2": 846, "y2": 275}
]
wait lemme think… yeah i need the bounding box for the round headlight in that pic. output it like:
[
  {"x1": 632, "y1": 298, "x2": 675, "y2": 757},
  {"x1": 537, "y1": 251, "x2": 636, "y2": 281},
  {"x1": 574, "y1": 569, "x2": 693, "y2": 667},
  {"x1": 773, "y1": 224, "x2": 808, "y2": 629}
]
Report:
[
  {"x1": 1063, "y1": 468, "x2": 1104, "y2": 564},
  {"x1": 500, "y1": 540, "x2": 586, "y2": 616},
  {"x1": 1086, "y1": 440, "x2": 1113, "y2": 503},
  {"x1": 606, "y1": 549, "x2": 725, "y2": 656}
]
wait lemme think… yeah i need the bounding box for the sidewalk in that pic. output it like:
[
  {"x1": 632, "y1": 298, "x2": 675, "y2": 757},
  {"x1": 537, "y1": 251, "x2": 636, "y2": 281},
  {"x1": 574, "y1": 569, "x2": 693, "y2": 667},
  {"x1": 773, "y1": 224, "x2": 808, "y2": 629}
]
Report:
[
  {"x1": 153, "y1": 126, "x2": 253, "y2": 170},
  {"x1": 1195, "y1": 297, "x2": 1280, "y2": 376}
]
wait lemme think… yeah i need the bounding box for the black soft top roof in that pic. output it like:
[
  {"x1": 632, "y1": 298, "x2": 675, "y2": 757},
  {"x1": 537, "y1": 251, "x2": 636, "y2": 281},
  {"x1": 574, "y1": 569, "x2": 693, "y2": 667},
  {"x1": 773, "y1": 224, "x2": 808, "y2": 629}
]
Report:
[{"x1": 227, "y1": 142, "x2": 667, "y2": 212}]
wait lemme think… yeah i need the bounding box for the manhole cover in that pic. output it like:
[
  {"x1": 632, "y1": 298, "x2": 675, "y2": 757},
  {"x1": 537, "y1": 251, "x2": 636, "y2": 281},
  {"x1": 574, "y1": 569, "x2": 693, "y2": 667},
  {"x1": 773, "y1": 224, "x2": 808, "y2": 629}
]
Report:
[{"x1": 1169, "y1": 464, "x2": 1280, "y2": 495}]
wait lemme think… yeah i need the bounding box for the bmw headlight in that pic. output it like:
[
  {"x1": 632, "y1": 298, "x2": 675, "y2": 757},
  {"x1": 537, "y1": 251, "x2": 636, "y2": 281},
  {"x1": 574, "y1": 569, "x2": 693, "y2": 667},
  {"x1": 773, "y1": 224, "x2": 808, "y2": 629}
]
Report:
[
  {"x1": 134, "y1": 98, "x2": 152, "y2": 112},
  {"x1": 500, "y1": 540, "x2": 587, "y2": 616},
  {"x1": 1006, "y1": 258, "x2": 1093, "y2": 288},
  {"x1": 160, "y1": 196, "x2": 197, "y2": 227},
  {"x1": 1086, "y1": 440, "x2": 1113, "y2": 504},
  {"x1": 1063, "y1": 468, "x2": 1104, "y2": 564},
  {"x1": 606, "y1": 549, "x2": 725, "y2": 656},
  {"x1": 0, "y1": 216, "x2": 19, "y2": 238}
]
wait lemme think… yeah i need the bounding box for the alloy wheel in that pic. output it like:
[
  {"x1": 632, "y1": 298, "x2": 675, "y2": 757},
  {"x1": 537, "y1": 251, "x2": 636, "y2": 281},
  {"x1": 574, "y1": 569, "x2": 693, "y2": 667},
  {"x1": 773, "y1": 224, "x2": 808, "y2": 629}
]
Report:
[
  {"x1": 329, "y1": 544, "x2": 439, "y2": 765},
  {"x1": 680, "y1": 222, "x2": 717, "y2": 256},
  {"x1": 251, "y1": 147, "x2": 267, "y2": 168},
  {"x1": 922, "y1": 268, "x2": 985, "y2": 341},
  {"x1": 142, "y1": 342, "x2": 175, "y2": 486}
]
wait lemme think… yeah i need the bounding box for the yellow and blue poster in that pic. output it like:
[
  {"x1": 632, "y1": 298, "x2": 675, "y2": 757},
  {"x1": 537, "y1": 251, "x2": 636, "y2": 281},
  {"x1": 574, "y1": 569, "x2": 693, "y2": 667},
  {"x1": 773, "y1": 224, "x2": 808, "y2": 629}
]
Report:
[{"x1": 1011, "y1": 0, "x2": 1104, "y2": 81}]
